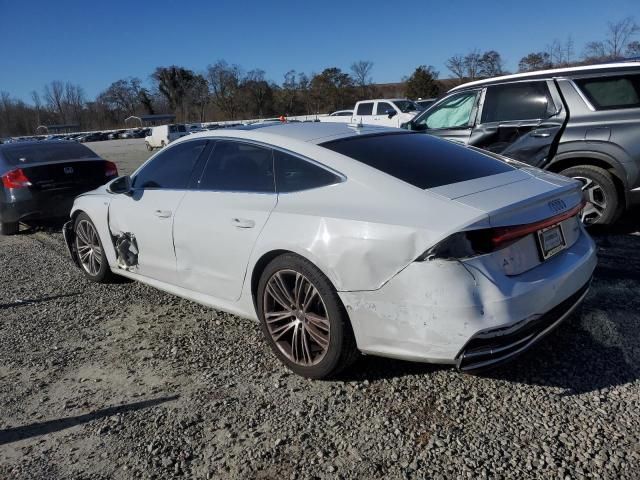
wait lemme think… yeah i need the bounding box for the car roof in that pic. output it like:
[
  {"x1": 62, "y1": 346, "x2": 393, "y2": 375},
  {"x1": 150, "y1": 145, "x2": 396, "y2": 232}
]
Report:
[
  {"x1": 449, "y1": 61, "x2": 640, "y2": 92},
  {"x1": 188, "y1": 122, "x2": 400, "y2": 145}
]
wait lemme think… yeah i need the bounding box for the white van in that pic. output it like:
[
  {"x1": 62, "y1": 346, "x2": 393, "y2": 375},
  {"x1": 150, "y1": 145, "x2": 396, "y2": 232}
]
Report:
[{"x1": 144, "y1": 124, "x2": 188, "y2": 150}]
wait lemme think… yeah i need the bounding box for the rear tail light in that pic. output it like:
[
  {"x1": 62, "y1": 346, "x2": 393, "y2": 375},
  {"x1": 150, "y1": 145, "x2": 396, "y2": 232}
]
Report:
[
  {"x1": 1, "y1": 168, "x2": 32, "y2": 189},
  {"x1": 105, "y1": 161, "x2": 118, "y2": 178},
  {"x1": 418, "y1": 201, "x2": 585, "y2": 261}
]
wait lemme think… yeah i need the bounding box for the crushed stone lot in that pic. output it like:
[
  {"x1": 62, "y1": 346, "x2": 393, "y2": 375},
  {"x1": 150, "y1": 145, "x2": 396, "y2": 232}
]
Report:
[{"x1": 0, "y1": 141, "x2": 639, "y2": 479}]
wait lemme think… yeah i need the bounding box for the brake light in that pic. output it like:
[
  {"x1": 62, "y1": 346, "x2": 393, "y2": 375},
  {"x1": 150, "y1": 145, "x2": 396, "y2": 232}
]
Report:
[
  {"x1": 483, "y1": 201, "x2": 585, "y2": 250},
  {"x1": 105, "y1": 161, "x2": 118, "y2": 178},
  {"x1": 419, "y1": 201, "x2": 585, "y2": 260},
  {"x1": 1, "y1": 168, "x2": 32, "y2": 189}
]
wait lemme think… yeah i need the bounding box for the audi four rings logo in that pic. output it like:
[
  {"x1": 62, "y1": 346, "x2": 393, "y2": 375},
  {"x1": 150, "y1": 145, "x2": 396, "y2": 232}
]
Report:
[
  {"x1": 548, "y1": 198, "x2": 567, "y2": 213},
  {"x1": 64, "y1": 167, "x2": 74, "y2": 174}
]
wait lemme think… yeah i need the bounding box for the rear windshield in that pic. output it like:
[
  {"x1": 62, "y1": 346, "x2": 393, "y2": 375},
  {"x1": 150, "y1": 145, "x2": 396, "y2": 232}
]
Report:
[
  {"x1": 2, "y1": 142, "x2": 98, "y2": 166},
  {"x1": 321, "y1": 132, "x2": 514, "y2": 189},
  {"x1": 574, "y1": 74, "x2": 640, "y2": 110}
]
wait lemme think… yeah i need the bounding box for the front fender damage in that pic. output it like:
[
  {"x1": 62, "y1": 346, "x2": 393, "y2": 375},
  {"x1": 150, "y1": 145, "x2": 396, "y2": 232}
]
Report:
[{"x1": 62, "y1": 220, "x2": 81, "y2": 268}]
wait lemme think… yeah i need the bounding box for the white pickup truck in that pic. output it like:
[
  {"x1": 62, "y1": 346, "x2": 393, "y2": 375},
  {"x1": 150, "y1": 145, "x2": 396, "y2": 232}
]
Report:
[{"x1": 320, "y1": 99, "x2": 421, "y2": 128}]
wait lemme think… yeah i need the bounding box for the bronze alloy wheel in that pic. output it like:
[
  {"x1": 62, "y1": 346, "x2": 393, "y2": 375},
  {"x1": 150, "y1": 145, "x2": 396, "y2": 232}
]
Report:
[{"x1": 262, "y1": 269, "x2": 331, "y2": 366}]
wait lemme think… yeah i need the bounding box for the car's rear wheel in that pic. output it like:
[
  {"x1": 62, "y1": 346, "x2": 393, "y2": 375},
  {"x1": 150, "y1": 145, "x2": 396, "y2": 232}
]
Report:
[
  {"x1": 560, "y1": 165, "x2": 620, "y2": 225},
  {"x1": 160, "y1": 140, "x2": 166, "y2": 148},
  {"x1": 256, "y1": 254, "x2": 358, "y2": 379},
  {"x1": 0, "y1": 221, "x2": 19, "y2": 236},
  {"x1": 74, "y1": 213, "x2": 115, "y2": 283}
]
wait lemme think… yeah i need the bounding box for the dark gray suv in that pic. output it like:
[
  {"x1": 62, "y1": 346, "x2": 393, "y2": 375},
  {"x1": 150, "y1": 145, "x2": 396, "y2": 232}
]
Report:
[{"x1": 405, "y1": 62, "x2": 640, "y2": 224}]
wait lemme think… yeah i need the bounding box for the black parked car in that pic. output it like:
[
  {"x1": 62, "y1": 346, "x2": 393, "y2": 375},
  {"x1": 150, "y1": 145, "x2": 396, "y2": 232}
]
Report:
[
  {"x1": 0, "y1": 141, "x2": 118, "y2": 235},
  {"x1": 405, "y1": 61, "x2": 640, "y2": 224}
]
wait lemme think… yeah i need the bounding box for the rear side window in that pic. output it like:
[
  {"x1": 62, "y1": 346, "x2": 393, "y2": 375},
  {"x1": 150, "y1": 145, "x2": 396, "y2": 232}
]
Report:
[
  {"x1": 274, "y1": 150, "x2": 341, "y2": 193},
  {"x1": 481, "y1": 82, "x2": 554, "y2": 123},
  {"x1": 198, "y1": 140, "x2": 275, "y2": 193},
  {"x1": 376, "y1": 102, "x2": 394, "y2": 115},
  {"x1": 321, "y1": 132, "x2": 513, "y2": 189},
  {"x1": 2, "y1": 142, "x2": 97, "y2": 166},
  {"x1": 133, "y1": 140, "x2": 207, "y2": 189},
  {"x1": 356, "y1": 102, "x2": 374, "y2": 115},
  {"x1": 574, "y1": 74, "x2": 640, "y2": 110}
]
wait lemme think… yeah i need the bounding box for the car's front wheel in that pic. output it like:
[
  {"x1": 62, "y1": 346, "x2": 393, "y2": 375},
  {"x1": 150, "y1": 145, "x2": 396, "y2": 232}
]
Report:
[
  {"x1": 256, "y1": 254, "x2": 358, "y2": 379},
  {"x1": 145, "y1": 142, "x2": 153, "y2": 151},
  {"x1": 560, "y1": 165, "x2": 621, "y2": 225},
  {"x1": 74, "y1": 213, "x2": 115, "y2": 283}
]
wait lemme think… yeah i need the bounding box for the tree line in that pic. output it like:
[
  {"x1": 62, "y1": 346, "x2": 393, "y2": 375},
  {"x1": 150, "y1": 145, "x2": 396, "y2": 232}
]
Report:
[{"x1": 1, "y1": 17, "x2": 637, "y2": 137}]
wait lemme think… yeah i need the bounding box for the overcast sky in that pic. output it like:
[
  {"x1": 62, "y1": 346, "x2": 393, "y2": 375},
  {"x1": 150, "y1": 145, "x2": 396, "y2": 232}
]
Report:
[{"x1": 0, "y1": 0, "x2": 638, "y2": 102}]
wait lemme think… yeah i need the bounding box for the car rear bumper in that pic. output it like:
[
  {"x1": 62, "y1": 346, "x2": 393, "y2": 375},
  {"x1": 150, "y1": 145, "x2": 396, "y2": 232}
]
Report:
[
  {"x1": 339, "y1": 226, "x2": 597, "y2": 365},
  {"x1": 456, "y1": 278, "x2": 590, "y2": 371},
  {"x1": 0, "y1": 191, "x2": 76, "y2": 223}
]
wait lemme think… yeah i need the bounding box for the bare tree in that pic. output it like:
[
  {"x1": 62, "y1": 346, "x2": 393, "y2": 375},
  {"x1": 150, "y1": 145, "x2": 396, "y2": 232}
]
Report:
[
  {"x1": 478, "y1": 50, "x2": 505, "y2": 77},
  {"x1": 282, "y1": 70, "x2": 298, "y2": 114},
  {"x1": 606, "y1": 17, "x2": 639, "y2": 58},
  {"x1": 64, "y1": 82, "x2": 85, "y2": 124},
  {"x1": 446, "y1": 50, "x2": 482, "y2": 81},
  {"x1": 43, "y1": 81, "x2": 66, "y2": 122},
  {"x1": 207, "y1": 60, "x2": 243, "y2": 120},
  {"x1": 518, "y1": 52, "x2": 552, "y2": 72},
  {"x1": 350, "y1": 60, "x2": 374, "y2": 96},
  {"x1": 584, "y1": 17, "x2": 639, "y2": 61},
  {"x1": 31, "y1": 90, "x2": 42, "y2": 126},
  {"x1": 242, "y1": 69, "x2": 274, "y2": 118},
  {"x1": 445, "y1": 54, "x2": 467, "y2": 80}
]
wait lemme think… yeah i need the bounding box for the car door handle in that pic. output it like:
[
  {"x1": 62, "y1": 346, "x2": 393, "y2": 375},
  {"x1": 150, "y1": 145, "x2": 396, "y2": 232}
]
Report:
[
  {"x1": 154, "y1": 210, "x2": 172, "y2": 218},
  {"x1": 231, "y1": 218, "x2": 255, "y2": 228}
]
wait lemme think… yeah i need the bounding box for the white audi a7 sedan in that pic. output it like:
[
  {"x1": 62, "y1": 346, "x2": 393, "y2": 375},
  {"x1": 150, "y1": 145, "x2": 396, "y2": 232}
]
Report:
[{"x1": 63, "y1": 123, "x2": 597, "y2": 378}]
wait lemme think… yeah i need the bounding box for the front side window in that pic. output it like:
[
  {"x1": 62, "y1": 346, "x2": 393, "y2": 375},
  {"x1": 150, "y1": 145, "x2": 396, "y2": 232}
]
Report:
[
  {"x1": 356, "y1": 102, "x2": 374, "y2": 116},
  {"x1": 414, "y1": 91, "x2": 479, "y2": 130},
  {"x1": 574, "y1": 74, "x2": 640, "y2": 110},
  {"x1": 132, "y1": 140, "x2": 207, "y2": 189},
  {"x1": 198, "y1": 140, "x2": 274, "y2": 193},
  {"x1": 481, "y1": 82, "x2": 554, "y2": 123},
  {"x1": 274, "y1": 150, "x2": 341, "y2": 193},
  {"x1": 376, "y1": 102, "x2": 394, "y2": 115}
]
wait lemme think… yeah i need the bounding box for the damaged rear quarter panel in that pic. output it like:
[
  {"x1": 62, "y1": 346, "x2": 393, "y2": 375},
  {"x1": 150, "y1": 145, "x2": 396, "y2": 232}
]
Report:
[{"x1": 250, "y1": 181, "x2": 487, "y2": 292}]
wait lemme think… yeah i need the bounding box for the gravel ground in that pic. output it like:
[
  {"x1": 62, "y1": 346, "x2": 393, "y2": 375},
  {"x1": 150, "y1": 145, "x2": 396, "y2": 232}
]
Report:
[
  {"x1": 0, "y1": 154, "x2": 639, "y2": 478},
  {"x1": 89, "y1": 139, "x2": 153, "y2": 175}
]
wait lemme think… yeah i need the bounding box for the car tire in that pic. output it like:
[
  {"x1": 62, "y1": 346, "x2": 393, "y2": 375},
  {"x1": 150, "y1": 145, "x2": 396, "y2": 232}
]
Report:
[
  {"x1": 256, "y1": 253, "x2": 359, "y2": 379},
  {"x1": 160, "y1": 140, "x2": 166, "y2": 148},
  {"x1": 146, "y1": 143, "x2": 153, "y2": 151},
  {"x1": 560, "y1": 165, "x2": 621, "y2": 225},
  {"x1": 74, "y1": 212, "x2": 115, "y2": 283},
  {"x1": 0, "y1": 221, "x2": 19, "y2": 236}
]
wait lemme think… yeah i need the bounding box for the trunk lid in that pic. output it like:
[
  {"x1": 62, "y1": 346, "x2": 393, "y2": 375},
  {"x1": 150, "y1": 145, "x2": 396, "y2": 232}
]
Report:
[
  {"x1": 22, "y1": 159, "x2": 110, "y2": 192},
  {"x1": 427, "y1": 169, "x2": 583, "y2": 227}
]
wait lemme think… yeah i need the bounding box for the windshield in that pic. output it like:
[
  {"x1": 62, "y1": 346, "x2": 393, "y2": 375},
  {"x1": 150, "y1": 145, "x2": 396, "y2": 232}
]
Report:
[
  {"x1": 2, "y1": 142, "x2": 98, "y2": 166},
  {"x1": 393, "y1": 100, "x2": 419, "y2": 113}
]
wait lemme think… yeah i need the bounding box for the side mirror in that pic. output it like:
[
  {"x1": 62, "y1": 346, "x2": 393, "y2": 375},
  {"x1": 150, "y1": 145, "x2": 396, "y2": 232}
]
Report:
[
  {"x1": 386, "y1": 109, "x2": 397, "y2": 119},
  {"x1": 107, "y1": 175, "x2": 132, "y2": 195}
]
